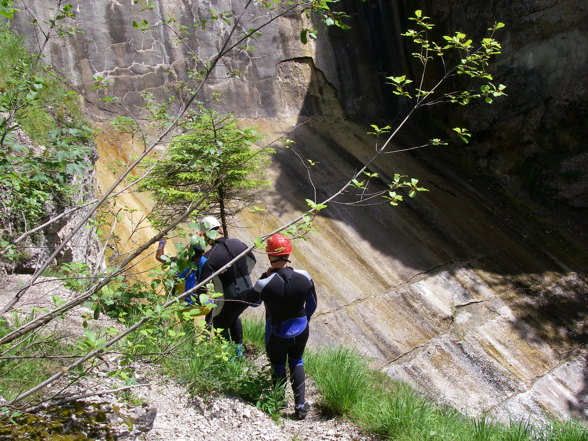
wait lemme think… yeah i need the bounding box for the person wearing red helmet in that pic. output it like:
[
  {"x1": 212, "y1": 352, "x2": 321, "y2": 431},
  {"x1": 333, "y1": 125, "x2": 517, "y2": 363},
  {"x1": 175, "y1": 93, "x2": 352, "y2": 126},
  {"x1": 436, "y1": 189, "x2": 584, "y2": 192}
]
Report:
[{"x1": 251, "y1": 233, "x2": 317, "y2": 420}]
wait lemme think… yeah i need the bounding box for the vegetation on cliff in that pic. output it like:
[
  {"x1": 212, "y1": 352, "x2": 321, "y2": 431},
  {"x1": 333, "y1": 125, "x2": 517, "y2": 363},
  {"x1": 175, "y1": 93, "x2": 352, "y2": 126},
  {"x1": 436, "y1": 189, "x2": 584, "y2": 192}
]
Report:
[{"x1": 0, "y1": 21, "x2": 94, "y2": 265}]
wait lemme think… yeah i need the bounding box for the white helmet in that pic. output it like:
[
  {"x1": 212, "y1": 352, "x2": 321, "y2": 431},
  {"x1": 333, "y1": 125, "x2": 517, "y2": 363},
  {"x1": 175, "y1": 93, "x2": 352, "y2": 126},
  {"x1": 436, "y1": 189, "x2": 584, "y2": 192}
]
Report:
[{"x1": 200, "y1": 216, "x2": 221, "y2": 232}]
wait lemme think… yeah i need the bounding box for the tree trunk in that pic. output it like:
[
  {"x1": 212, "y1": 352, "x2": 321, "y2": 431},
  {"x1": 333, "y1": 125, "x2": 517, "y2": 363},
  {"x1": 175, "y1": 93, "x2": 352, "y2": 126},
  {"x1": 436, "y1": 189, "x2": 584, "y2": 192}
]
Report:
[{"x1": 219, "y1": 187, "x2": 228, "y2": 238}]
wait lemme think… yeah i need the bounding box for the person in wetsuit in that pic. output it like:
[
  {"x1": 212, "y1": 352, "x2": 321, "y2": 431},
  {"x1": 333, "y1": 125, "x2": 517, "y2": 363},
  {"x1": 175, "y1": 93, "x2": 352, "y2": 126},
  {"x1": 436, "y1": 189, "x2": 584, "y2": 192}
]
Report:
[
  {"x1": 198, "y1": 216, "x2": 256, "y2": 351},
  {"x1": 252, "y1": 233, "x2": 317, "y2": 420}
]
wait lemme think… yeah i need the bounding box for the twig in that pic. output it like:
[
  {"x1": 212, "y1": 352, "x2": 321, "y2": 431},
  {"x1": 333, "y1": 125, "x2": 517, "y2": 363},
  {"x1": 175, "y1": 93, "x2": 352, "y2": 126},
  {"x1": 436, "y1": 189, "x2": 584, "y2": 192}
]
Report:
[{"x1": 24, "y1": 383, "x2": 150, "y2": 413}]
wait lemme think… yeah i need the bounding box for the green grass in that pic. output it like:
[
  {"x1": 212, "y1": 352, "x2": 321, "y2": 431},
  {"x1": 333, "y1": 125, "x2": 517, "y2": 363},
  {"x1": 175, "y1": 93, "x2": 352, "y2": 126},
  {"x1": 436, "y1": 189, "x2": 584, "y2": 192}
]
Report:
[
  {"x1": 0, "y1": 317, "x2": 79, "y2": 402},
  {"x1": 304, "y1": 346, "x2": 371, "y2": 415},
  {"x1": 303, "y1": 347, "x2": 587, "y2": 441},
  {"x1": 128, "y1": 317, "x2": 285, "y2": 417},
  {"x1": 242, "y1": 315, "x2": 266, "y2": 350}
]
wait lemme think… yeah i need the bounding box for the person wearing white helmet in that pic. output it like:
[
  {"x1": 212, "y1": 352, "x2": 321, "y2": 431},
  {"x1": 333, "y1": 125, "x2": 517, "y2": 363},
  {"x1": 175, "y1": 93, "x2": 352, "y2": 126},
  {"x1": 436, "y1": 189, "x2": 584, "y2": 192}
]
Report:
[
  {"x1": 199, "y1": 215, "x2": 221, "y2": 232},
  {"x1": 197, "y1": 216, "x2": 256, "y2": 353}
]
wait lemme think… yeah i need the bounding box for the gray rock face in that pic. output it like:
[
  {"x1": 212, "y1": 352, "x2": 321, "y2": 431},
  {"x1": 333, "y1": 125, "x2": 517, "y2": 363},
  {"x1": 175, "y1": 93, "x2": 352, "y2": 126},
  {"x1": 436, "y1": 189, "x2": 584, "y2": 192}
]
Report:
[
  {"x1": 236, "y1": 116, "x2": 587, "y2": 424},
  {"x1": 9, "y1": 0, "x2": 587, "y2": 424},
  {"x1": 13, "y1": 0, "x2": 337, "y2": 118},
  {"x1": 395, "y1": 0, "x2": 588, "y2": 212}
]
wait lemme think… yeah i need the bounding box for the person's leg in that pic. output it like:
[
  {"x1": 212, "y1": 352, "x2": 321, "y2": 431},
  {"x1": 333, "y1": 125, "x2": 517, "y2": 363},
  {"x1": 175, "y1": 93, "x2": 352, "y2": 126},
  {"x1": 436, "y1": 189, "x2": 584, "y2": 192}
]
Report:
[
  {"x1": 212, "y1": 296, "x2": 249, "y2": 342},
  {"x1": 212, "y1": 303, "x2": 239, "y2": 342},
  {"x1": 287, "y1": 326, "x2": 310, "y2": 418},
  {"x1": 228, "y1": 315, "x2": 243, "y2": 345},
  {"x1": 266, "y1": 333, "x2": 290, "y2": 390},
  {"x1": 204, "y1": 311, "x2": 213, "y2": 329},
  {"x1": 290, "y1": 364, "x2": 305, "y2": 405}
]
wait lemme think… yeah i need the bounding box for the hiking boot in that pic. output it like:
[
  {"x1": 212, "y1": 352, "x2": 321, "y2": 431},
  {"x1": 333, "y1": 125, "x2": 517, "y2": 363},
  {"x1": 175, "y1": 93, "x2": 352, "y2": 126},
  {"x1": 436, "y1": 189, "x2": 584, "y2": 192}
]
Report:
[{"x1": 294, "y1": 404, "x2": 308, "y2": 420}]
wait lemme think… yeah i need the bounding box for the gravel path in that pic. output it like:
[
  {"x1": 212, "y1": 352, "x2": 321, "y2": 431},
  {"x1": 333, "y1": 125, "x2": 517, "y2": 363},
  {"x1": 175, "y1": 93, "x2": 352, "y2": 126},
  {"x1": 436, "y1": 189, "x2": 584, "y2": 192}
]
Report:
[{"x1": 131, "y1": 364, "x2": 377, "y2": 441}]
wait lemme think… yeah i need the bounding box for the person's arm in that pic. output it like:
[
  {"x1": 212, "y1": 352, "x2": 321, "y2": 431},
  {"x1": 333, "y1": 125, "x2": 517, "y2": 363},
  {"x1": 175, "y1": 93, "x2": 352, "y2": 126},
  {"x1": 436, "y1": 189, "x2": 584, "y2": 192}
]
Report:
[
  {"x1": 304, "y1": 280, "x2": 318, "y2": 320},
  {"x1": 155, "y1": 239, "x2": 167, "y2": 263},
  {"x1": 250, "y1": 271, "x2": 277, "y2": 307},
  {"x1": 245, "y1": 287, "x2": 262, "y2": 307}
]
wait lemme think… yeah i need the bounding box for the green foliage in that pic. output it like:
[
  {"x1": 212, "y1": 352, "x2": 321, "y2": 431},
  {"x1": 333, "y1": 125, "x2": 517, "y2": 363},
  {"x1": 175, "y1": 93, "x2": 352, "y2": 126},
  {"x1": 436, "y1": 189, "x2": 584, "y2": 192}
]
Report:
[
  {"x1": 396, "y1": 10, "x2": 507, "y2": 107},
  {"x1": 305, "y1": 0, "x2": 350, "y2": 31},
  {"x1": 0, "y1": 318, "x2": 78, "y2": 402},
  {"x1": 0, "y1": 23, "x2": 94, "y2": 252},
  {"x1": 0, "y1": 0, "x2": 18, "y2": 19},
  {"x1": 90, "y1": 273, "x2": 158, "y2": 320},
  {"x1": 232, "y1": 364, "x2": 287, "y2": 418},
  {"x1": 305, "y1": 199, "x2": 327, "y2": 212},
  {"x1": 76, "y1": 329, "x2": 108, "y2": 353},
  {"x1": 139, "y1": 105, "x2": 272, "y2": 228},
  {"x1": 57, "y1": 261, "x2": 92, "y2": 292}
]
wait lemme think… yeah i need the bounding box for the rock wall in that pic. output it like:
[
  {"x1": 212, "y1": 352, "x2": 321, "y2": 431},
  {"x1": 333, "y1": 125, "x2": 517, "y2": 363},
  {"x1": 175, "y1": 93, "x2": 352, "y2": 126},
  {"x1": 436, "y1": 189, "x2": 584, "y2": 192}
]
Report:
[
  {"x1": 396, "y1": 0, "x2": 588, "y2": 214},
  {"x1": 9, "y1": 0, "x2": 587, "y2": 423},
  {"x1": 13, "y1": 0, "x2": 332, "y2": 118},
  {"x1": 235, "y1": 116, "x2": 587, "y2": 423}
]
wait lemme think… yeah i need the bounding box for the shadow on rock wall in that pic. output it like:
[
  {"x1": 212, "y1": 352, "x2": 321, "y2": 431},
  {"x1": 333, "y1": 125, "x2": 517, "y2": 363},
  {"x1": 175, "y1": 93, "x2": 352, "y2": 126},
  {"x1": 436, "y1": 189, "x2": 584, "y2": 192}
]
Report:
[{"x1": 266, "y1": 111, "x2": 588, "y2": 420}]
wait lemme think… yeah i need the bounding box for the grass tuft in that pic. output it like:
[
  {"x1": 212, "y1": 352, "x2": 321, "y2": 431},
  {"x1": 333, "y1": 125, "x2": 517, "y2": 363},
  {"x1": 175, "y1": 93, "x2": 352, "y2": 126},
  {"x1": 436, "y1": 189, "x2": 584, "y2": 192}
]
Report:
[
  {"x1": 242, "y1": 316, "x2": 265, "y2": 350},
  {"x1": 305, "y1": 347, "x2": 370, "y2": 415},
  {"x1": 302, "y1": 345, "x2": 588, "y2": 441}
]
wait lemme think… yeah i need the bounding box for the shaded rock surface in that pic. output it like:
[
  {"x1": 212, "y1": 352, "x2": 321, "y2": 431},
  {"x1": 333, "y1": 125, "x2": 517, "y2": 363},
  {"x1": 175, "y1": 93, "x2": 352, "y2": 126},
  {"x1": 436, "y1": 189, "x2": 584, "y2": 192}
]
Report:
[
  {"x1": 395, "y1": 0, "x2": 588, "y2": 212},
  {"x1": 234, "y1": 117, "x2": 587, "y2": 423}
]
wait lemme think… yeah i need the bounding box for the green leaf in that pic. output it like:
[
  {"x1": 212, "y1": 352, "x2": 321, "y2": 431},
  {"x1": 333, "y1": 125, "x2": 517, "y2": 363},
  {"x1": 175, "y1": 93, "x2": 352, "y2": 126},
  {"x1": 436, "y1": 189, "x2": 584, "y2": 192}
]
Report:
[
  {"x1": 300, "y1": 29, "x2": 308, "y2": 44},
  {"x1": 51, "y1": 296, "x2": 65, "y2": 306},
  {"x1": 351, "y1": 178, "x2": 365, "y2": 188},
  {"x1": 0, "y1": 0, "x2": 18, "y2": 19},
  {"x1": 305, "y1": 199, "x2": 327, "y2": 212}
]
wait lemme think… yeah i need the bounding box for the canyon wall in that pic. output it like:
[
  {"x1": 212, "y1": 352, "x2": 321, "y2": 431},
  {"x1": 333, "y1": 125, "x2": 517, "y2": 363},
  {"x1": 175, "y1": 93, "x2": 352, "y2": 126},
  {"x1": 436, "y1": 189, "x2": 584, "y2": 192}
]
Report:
[
  {"x1": 10, "y1": 0, "x2": 587, "y2": 422},
  {"x1": 398, "y1": 0, "x2": 588, "y2": 214}
]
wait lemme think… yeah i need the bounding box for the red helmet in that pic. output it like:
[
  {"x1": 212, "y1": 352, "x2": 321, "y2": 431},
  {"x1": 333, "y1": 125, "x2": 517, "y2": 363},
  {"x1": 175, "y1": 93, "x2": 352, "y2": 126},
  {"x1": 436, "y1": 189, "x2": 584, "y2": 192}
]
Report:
[{"x1": 266, "y1": 234, "x2": 292, "y2": 255}]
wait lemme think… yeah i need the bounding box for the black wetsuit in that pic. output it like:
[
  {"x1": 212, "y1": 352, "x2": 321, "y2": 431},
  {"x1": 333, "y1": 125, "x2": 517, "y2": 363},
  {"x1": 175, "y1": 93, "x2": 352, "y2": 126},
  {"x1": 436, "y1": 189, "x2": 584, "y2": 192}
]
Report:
[
  {"x1": 199, "y1": 237, "x2": 256, "y2": 344},
  {"x1": 253, "y1": 266, "x2": 317, "y2": 406}
]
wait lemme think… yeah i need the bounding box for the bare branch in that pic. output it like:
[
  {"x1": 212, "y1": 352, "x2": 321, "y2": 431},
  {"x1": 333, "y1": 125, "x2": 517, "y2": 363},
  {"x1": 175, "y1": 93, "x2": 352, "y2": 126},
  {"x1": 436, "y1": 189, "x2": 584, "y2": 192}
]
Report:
[{"x1": 24, "y1": 381, "x2": 151, "y2": 414}]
